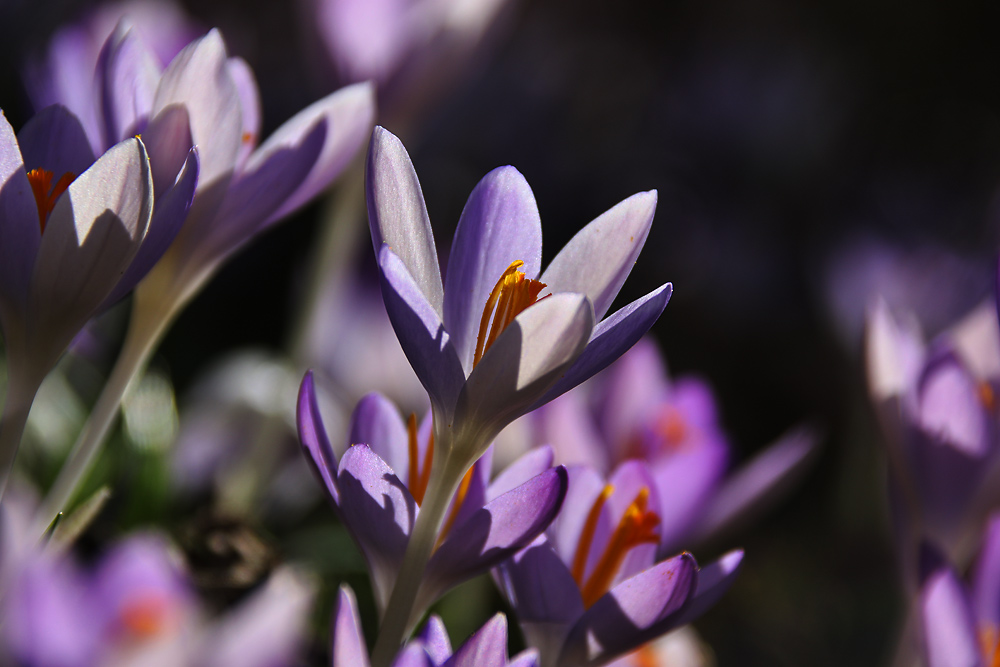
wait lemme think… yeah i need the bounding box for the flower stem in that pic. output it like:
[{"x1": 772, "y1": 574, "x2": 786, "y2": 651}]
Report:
[
  {"x1": 369, "y1": 443, "x2": 467, "y2": 667},
  {"x1": 0, "y1": 365, "x2": 43, "y2": 503},
  {"x1": 31, "y1": 295, "x2": 173, "y2": 537}
]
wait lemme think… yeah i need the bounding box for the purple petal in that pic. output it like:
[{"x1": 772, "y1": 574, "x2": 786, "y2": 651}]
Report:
[
  {"x1": 487, "y1": 445, "x2": 554, "y2": 502},
  {"x1": 297, "y1": 371, "x2": 339, "y2": 504},
  {"x1": 865, "y1": 296, "x2": 926, "y2": 402},
  {"x1": 594, "y1": 337, "x2": 670, "y2": 458},
  {"x1": 605, "y1": 462, "x2": 661, "y2": 585},
  {"x1": 690, "y1": 427, "x2": 817, "y2": 545},
  {"x1": 265, "y1": 82, "x2": 375, "y2": 223},
  {"x1": 509, "y1": 651, "x2": 540, "y2": 667},
  {"x1": 337, "y1": 444, "x2": 416, "y2": 609},
  {"x1": 367, "y1": 127, "x2": 444, "y2": 314},
  {"x1": 650, "y1": 437, "x2": 728, "y2": 554},
  {"x1": 317, "y1": 0, "x2": 411, "y2": 85},
  {"x1": 917, "y1": 349, "x2": 991, "y2": 457},
  {"x1": 331, "y1": 586, "x2": 372, "y2": 667},
  {"x1": 456, "y1": 293, "x2": 594, "y2": 447},
  {"x1": 349, "y1": 392, "x2": 411, "y2": 483},
  {"x1": 442, "y1": 449, "x2": 494, "y2": 534},
  {"x1": 227, "y1": 57, "x2": 261, "y2": 171},
  {"x1": 551, "y1": 466, "x2": 611, "y2": 567},
  {"x1": 424, "y1": 467, "x2": 568, "y2": 603},
  {"x1": 417, "y1": 615, "x2": 453, "y2": 666},
  {"x1": 559, "y1": 553, "x2": 698, "y2": 667},
  {"x1": 540, "y1": 191, "x2": 656, "y2": 320},
  {"x1": 442, "y1": 614, "x2": 508, "y2": 667},
  {"x1": 670, "y1": 549, "x2": 744, "y2": 627},
  {"x1": 533, "y1": 393, "x2": 610, "y2": 472},
  {"x1": 0, "y1": 112, "x2": 40, "y2": 314},
  {"x1": 92, "y1": 533, "x2": 191, "y2": 617},
  {"x1": 392, "y1": 645, "x2": 435, "y2": 667},
  {"x1": 443, "y1": 166, "x2": 543, "y2": 373},
  {"x1": 142, "y1": 103, "x2": 194, "y2": 197},
  {"x1": 532, "y1": 284, "x2": 672, "y2": 409},
  {"x1": 920, "y1": 559, "x2": 981, "y2": 667},
  {"x1": 377, "y1": 244, "x2": 465, "y2": 415},
  {"x1": 98, "y1": 21, "x2": 161, "y2": 145},
  {"x1": 973, "y1": 513, "x2": 1000, "y2": 628},
  {"x1": 17, "y1": 105, "x2": 96, "y2": 177}
]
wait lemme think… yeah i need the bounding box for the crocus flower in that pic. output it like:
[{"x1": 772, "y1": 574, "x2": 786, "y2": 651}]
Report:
[
  {"x1": 366, "y1": 126, "x2": 671, "y2": 475},
  {"x1": 298, "y1": 372, "x2": 567, "y2": 621},
  {"x1": 493, "y1": 462, "x2": 744, "y2": 667},
  {"x1": 531, "y1": 336, "x2": 816, "y2": 553},
  {"x1": 331, "y1": 584, "x2": 539, "y2": 667}
]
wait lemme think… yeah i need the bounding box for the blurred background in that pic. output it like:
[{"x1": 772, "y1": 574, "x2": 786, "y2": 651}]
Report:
[{"x1": 3, "y1": 0, "x2": 1000, "y2": 664}]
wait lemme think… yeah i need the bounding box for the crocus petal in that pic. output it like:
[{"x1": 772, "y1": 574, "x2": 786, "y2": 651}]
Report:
[
  {"x1": 595, "y1": 337, "x2": 670, "y2": 457},
  {"x1": 921, "y1": 560, "x2": 982, "y2": 667},
  {"x1": 103, "y1": 146, "x2": 199, "y2": 307},
  {"x1": 297, "y1": 371, "x2": 339, "y2": 504},
  {"x1": 551, "y1": 466, "x2": 611, "y2": 567},
  {"x1": 669, "y1": 550, "x2": 744, "y2": 627},
  {"x1": 367, "y1": 126, "x2": 444, "y2": 315},
  {"x1": 509, "y1": 652, "x2": 541, "y2": 667},
  {"x1": 651, "y1": 438, "x2": 728, "y2": 554},
  {"x1": 442, "y1": 614, "x2": 508, "y2": 667},
  {"x1": 558, "y1": 553, "x2": 698, "y2": 667},
  {"x1": 227, "y1": 57, "x2": 261, "y2": 171},
  {"x1": 487, "y1": 445, "x2": 554, "y2": 502},
  {"x1": 443, "y1": 166, "x2": 543, "y2": 373},
  {"x1": 532, "y1": 284, "x2": 672, "y2": 409},
  {"x1": 98, "y1": 21, "x2": 161, "y2": 145},
  {"x1": 331, "y1": 586, "x2": 372, "y2": 667},
  {"x1": 495, "y1": 537, "x2": 585, "y2": 626},
  {"x1": 141, "y1": 104, "x2": 194, "y2": 198},
  {"x1": 17, "y1": 105, "x2": 96, "y2": 177},
  {"x1": 265, "y1": 82, "x2": 376, "y2": 223},
  {"x1": 541, "y1": 191, "x2": 656, "y2": 320},
  {"x1": 690, "y1": 427, "x2": 817, "y2": 545},
  {"x1": 28, "y1": 137, "x2": 152, "y2": 361},
  {"x1": 392, "y1": 645, "x2": 435, "y2": 667},
  {"x1": 973, "y1": 514, "x2": 1000, "y2": 629},
  {"x1": 378, "y1": 244, "x2": 465, "y2": 415},
  {"x1": 337, "y1": 444, "x2": 416, "y2": 610},
  {"x1": 424, "y1": 467, "x2": 568, "y2": 603},
  {"x1": 533, "y1": 393, "x2": 610, "y2": 472},
  {"x1": 152, "y1": 29, "x2": 242, "y2": 210},
  {"x1": 417, "y1": 615, "x2": 453, "y2": 666},
  {"x1": 917, "y1": 349, "x2": 991, "y2": 458},
  {"x1": 456, "y1": 293, "x2": 594, "y2": 447},
  {"x1": 865, "y1": 297, "x2": 926, "y2": 402},
  {"x1": 349, "y1": 392, "x2": 411, "y2": 482},
  {"x1": 606, "y1": 462, "x2": 661, "y2": 585},
  {"x1": 0, "y1": 112, "x2": 41, "y2": 314}
]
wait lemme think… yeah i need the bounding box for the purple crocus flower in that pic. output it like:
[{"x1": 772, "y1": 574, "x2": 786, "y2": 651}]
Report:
[
  {"x1": 366, "y1": 126, "x2": 671, "y2": 472},
  {"x1": 330, "y1": 584, "x2": 539, "y2": 667},
  {"x1": 493, "y1": 462, "x2": 744, "y2": 667},
  {"x1": 297, "y1": 372, "x2": 568, "y2": 619},
  {"x1": 531, "y1": 336, "x2": 816, "y2": 553}
]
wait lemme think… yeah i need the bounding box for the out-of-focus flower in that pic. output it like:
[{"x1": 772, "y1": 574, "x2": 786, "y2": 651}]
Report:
[
  {"x1": 331, "y1": 584, "x2": 539, "y2": 667},
  {"x1": 867, "y1": 298, "x2": 1000, "y2": 566},
  {"x1": 366, "y1": 126, "x2": 671, "y2": 471},
  {"x1": 493, "y1": 462, "x2": 744, "y2": 667},
  {"x1": 531, "y1": 336, "x2": 816, "y2": 553},
  {"x1": 298, "y1": 373, "x2": 567, "y2": 617}
]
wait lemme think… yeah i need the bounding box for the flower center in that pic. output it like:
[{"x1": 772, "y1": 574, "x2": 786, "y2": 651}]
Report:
[
  {"x1": 26, "y1": 168, "x2": 74, "y2": 233},
  {"x1": 981, "y1": 625, "x2": 1000, "y2": 667},
  {"x1": 979, "y1": 381, "x2": 996, "y2": 413},
  {"x1": 118, "y1": 592, "x2": 173, "y2": 639},
  {"x1": 571, "y1": 484, "x2": 662, "y2": 607},
  {"x1": 655, "y1": 406, "x2": 688, "y2": 451},
  {"x1": 474, "y1": 260, "x2": 547, "y2": 368},
  {"x1": 407, "y1": 413, "x2": 434, "y2": 506}
]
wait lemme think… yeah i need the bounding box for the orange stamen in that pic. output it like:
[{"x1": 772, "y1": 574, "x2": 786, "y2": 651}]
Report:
[
  {"x1": 473, "y1": 261, "x2": 547, "y2": 368},
  {"x1": 406, "y1": 414, "x2": 434, "y2": 506},
  {"x1": 437, "y1": 465, "x2": 477, "y2": 545},
  {"x1": 119, "y1": 594, "x2": 170, "y2": 638},
  {"x1": 242, "y1": 131, "x2": 254, "y2": 144},
  {"x1": 979, "y1": 381, "x2": 996, "y2": 413},
  {"x1": 571, "y1": 484, "x2": 615, "y2": 585},
  {"x1": 26, "y1": 169, "x2": 74, "y2": 233},
  {"x1": 981, "y1": 625, "x2": 1000, "y2": 667},
  {"x1": 631, "y1": 644, "x2": 661, "y2": 667},
  {"x1": 656, "y1": 407, "x2": 688, "y2": 450},
  {"x1": 579, "y1": 487, "x2": 661, "y2": 608}
]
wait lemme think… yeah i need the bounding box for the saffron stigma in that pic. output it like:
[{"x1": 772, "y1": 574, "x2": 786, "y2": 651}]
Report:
[
  {"x1": 474, "y1": 260, "x2": 547, "y2": 368},
  {"x1": 26, "y1": 168, "x2": 75, "y2": 233}
]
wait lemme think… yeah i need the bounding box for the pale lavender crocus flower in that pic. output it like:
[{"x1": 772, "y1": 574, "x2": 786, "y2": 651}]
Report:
[
  {"x1": 331, "y1": 584, "x2": 540, "y2": 667},
  {"x1": 298, "y1": 372, "x2": 567, "y2": 625},
  {"x1": 493, "y1": 462, "x2": 744, "y2": 667},
  {"x1": 531, "y1": 336, "x2": 816, "y2": 554}
]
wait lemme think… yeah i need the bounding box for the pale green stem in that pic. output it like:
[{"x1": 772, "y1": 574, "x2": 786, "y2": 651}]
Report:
[
  {"x1": 0, "y1": 363, "x2": 44, "y2": 504},
  {"x1": 369, "y1": 444, "x2": 469, "y2": 667},
  {"x1": 31, "y1": 296, "x2": 174, "y2": 537}
]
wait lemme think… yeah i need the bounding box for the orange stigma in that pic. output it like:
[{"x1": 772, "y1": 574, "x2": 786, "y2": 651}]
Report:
[
  {"x1": 981, "y1": 625, "x2": 1000, "y2": 667},
  {"x1": 655, "y1": 407, "x2": 688, "y2": 451},
  {"x1": 571, "y1": 485, "x2": 661, "y2": 608},
  {"x1": 979, "y1": 381, "x2": 996, "y2": 413},
  {"x1": 26, "y1": 168, "x2": 74, "y2": 233},
  {"x1": 118, "y1": 593, "x2": 172, "y2": 639},
  {"x1": 407, "y1": 414, "x2": 434, "y2": 506},
  {"x1": 474, "y1": 261, "x2": 547, "y2": 367}
]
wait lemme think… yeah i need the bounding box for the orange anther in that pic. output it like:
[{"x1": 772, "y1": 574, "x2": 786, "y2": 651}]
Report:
[
  {"x1": 571, "y1": 484, "x2": 615, "y2": 586},
  {"x1": 474, "y1": 261, "x2": 547, "y2": 368},
  {"x1": 979, "y1": 381, "x2": 996, "y2": 413},
  {"x1": 119, "y1": 594, "x2": 170, "y2": 638},
  {"x1": 26, "y1": 168, "x2": 74, "y2": 233},
  {"x1": 437, "y1": 465, "x2": 478, "y2": 545},
  {"x1": 407, "y1": 414, "x2": 434, "y2": 506}
]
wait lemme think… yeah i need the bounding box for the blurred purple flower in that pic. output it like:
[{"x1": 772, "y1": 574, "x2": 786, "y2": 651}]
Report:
[
  {"x1": 493, "y1": 461, "x2": 744, "y2": 667},
  {"x1": 366, "y1": 126, "x2": 671, "y2": 467},
  {"x1": 531, "y1": 336, "x2": 816, "y2": 553},
  {"x1": 331, "y1": 584, "x2": 539, "y2": 667},
  {"x1": 298, "y1": 372, "x2": 567, "y2": 616}
]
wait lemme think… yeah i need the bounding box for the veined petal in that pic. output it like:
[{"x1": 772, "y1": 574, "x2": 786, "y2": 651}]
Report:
[
  {"x1": 28, "y1": 137, "x2": 152, "y2": 361},
  {"x1": 367, "y1": 127, "x2": 444, "y2": 315},
  {"x1": 265, "y1": 82, "x2": 376, "y2": 224},
  {"x1": 297, "y1": 371, "x2": 339, "y2": 504},
  {"x1": 349, "y1": 392, "x2": 411, "y2": 483},
  {"x1": 651, "y1": 438, "x2": 728, "y2": 555},
  {"x1": 558, "y1": 553, "x2": 697, "y2": 667},
  {"x1": 456, "y1": 293, "x2": 593, "y2": 448},
  {"x1": 0, "y1": 112, "x2": 41, "y2": 315},
  {"x1": 227, "y1": 57, "x2": 261, "y2": 171},
  {"x1": 442, "y1": 614, "x2": 508, "y2": 667},
  {"x1": 378, "y1": 245, "x2": 465, "y2": 416},
  {"x1": 532, "y1": 284, "x2": 671, "y2": 409},
  {"x1": 337, "y1": 444, "x2": 416, "y2": 611},
  {"x1": 487, "y1": 445, "x2": 554, "y2": 502},
  {"x1": 920, "y1": 556, "x2": 981, "y2": 667},
  {"x1": 98, "y1": 21, "x2": 161, "y2": 145},
  {"x1": 534, "y1": 393, "x2": 610, "y2": 472},
  {"x1": 541, "y1": 191, "x2": 656, "y2": 320},
  {"x1": 424, "y1": 467, "x2": 568, "y2": 604},
  {"x1": 17, "y1": 105, "x2": 95, "y2": 177},
  {"x1": 417, "y1": 615, "x2": 452, "y2": 666},
  {"x1": 669, "y1": 550, "x2": 744, "y2": 627},
  {"x1": 331, "y1": 586, "x2": 372, "y2": 667},
  {"x1": 443, "y1": 166, "x2": 543, "y2": 373},
  {"x1": 141, "y1": 104, "x2": 194, "y2": 198}
]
